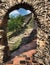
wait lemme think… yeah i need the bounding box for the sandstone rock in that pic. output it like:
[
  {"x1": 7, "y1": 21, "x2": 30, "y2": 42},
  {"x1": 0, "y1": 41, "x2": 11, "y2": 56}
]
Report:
[
  {"x1": 18, "y1": 0, "x2": 22, "y2": 3},
  {"x1": 0, "y1": 0, "x2": 50, "y2": 64},
  {"x1": 0, "y1": 0, "x2": 6, "y2": 3},
  {"x1": 0, "y1": 45, "x2": 5, "y2": 50}
]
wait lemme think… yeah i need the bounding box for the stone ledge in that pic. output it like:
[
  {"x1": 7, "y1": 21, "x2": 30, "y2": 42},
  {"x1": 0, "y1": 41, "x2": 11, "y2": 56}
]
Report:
[
  {"x1": 0, "y1": 35, "x2": 2, "y2": 39},
  {"x1": 0, "y1": 45, "x2": 5, "y2": 50},
  {"x1": 0, "y1": 30, "x2": 4, "y2": 33}
]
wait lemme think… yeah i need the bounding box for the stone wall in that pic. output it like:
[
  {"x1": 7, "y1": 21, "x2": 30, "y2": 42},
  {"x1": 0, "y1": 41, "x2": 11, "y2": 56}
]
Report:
[{"x1": 0, "y1": 0, "x2": 50, "y2": 63}]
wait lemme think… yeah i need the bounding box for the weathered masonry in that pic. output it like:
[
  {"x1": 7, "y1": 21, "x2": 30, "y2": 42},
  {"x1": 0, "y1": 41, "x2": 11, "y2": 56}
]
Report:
[{"x1": 0, "y1": 0, "x2": 50, "y2": 63}]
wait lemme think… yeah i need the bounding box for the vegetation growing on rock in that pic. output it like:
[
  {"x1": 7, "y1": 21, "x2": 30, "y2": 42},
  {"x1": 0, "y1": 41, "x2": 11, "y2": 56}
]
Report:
[{"x1": 7, "y1": 15, "x2": 24, "y2": 32}]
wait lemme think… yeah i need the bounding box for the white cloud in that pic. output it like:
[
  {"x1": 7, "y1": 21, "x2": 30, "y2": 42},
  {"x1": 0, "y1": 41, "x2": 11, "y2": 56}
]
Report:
[
  {"x1": 9, "y1": 10, "x2": 20, "y2": 18},
  {"x1": 9, "y1": 9, "x2": 31, "y2": 18},
  {"x1": 27, "y1": 10, "x2": 31, "y2": 14}
]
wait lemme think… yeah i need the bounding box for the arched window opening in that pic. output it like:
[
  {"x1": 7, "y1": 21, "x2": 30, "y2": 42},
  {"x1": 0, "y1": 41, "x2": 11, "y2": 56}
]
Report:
[
  {"x1": 7, "y1": 7, "x2": 36, "y2": 51},
  {"x1": 2, "y1": 3, "x2": 38, "y2": 62}
]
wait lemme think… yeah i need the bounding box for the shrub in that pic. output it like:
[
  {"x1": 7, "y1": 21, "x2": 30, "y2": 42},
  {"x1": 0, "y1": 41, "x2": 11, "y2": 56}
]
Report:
[{"x1": 7, "y1": 15, "x2": 24, "y2": 32}]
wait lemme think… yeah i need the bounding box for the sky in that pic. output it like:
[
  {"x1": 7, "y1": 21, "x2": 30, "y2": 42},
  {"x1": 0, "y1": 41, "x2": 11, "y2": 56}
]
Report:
[{"x1": 9, "y1": 8, "x2": 31, "y2": 18}]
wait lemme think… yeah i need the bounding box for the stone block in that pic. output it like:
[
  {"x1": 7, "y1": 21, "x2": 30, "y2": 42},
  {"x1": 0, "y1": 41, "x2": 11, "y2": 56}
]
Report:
[
  {"x1": 0, "y1": 45, "x2": 5, "y2": 50},
  {"x1": 0, "y1": 45, "x2": 5, "y2": 63},
  {"x1": 18, "y1": 0, "x2": 22, "y2": 3},
  {"x1": 0, "y1": 51, "x2": 4, "y2": 63},
  {"x1": 0, "y1": 0, "x2": 6, "y2": 3}
]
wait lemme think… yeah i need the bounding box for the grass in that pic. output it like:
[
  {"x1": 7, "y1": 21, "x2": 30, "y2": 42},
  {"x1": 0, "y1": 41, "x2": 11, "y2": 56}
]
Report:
[
  {"x1": 10, "y1": 38, "x2": 21, "y2": 51},
  {"x1": 7, "y1": 29, "x2": 16, "y2": 37},
  {"x1": 7, "y1": 31, "x2": 13, "y2": 37}
]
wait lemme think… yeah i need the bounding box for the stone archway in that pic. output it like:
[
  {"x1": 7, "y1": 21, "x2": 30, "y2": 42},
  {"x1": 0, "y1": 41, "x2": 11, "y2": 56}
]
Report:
[
  {"x1": 1, "y1": 2, "x2": 38, "y2": 62},
  {"x1": 0, "y1": 0, "x2": 50, "y2": 64}
]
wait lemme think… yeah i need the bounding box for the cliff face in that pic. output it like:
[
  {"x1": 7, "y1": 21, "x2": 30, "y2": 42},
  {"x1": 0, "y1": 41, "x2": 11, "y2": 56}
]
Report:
[{"x1": 0, "y1": 0, "x2": 50, "y2": 64}]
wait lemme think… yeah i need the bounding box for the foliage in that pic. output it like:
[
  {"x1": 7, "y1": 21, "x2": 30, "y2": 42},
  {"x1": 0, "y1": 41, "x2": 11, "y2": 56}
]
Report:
[{"x1": 7, "y1": 15, "x2": 24, "y2": 32}]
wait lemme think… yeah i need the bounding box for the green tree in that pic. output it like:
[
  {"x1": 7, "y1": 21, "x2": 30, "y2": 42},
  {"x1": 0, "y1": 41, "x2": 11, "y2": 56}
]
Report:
[{"x1": 7, "y1": 15, "x2": 24, "y2": 32}]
